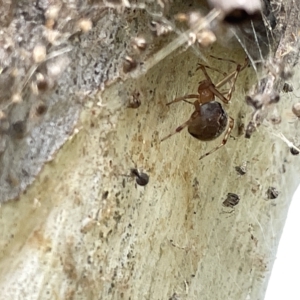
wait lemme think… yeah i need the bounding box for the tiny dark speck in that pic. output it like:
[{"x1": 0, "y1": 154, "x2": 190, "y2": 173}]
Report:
[
  {"x1": 11, "y1": 120, "x2": 27, "y2": 138},
  {"x1": 267, "y1": 187, "x2": 279, "y2": 199},
  {"x1": 102, "y1": 191, "x2": 109, "y2": 200}
]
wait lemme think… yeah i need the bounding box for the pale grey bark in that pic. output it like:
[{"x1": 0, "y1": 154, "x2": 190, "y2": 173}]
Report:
[{"x1": 0, "y1": 1, "x2": 299, "y2": 299}]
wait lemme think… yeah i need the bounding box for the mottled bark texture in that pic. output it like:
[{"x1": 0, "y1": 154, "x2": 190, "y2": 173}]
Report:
[{"x1": 0, "y1": 1, "x2": 299, "y2": 299}]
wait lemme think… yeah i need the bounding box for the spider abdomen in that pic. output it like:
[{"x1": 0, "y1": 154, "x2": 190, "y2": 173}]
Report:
[{"x1": 188, "y1": 101, "x2": 228, "y2": 141}]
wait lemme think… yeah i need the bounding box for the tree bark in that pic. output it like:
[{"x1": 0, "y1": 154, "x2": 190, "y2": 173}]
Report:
[{"x1": 0, "y1": 1, "x2": 299, "y2": 299}]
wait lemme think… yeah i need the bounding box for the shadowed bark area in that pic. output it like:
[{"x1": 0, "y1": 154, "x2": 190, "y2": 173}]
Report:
[{"x1": 0, "y1": 1, "x2": 299, "y2": 299}]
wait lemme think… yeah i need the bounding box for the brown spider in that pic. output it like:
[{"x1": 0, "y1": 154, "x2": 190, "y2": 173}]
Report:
[{"x1": 161, "y1": 55, "x2": 248, "y2": 160}]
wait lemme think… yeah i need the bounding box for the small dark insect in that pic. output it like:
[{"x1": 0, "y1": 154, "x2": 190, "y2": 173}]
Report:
[
  {"x1": 130, "y1": 168, "x2": 149, "y2": 186},
  {"x1": 223, "y1": 193, "x2": 240, "y2": 208},
  {"x1": 245, "y1": 120, "x2": 258, "y2": 139},
  {"x1": 161, "y1": 56, "x2": 248, "y2": 160},
  {"x1": 127, "y1": 91, "x2": 141, "y2": 109},
  {"x1": 102, "y1": 191, "x2": 109, "y2": 200},
  {"x1": 169, "y1": 293, "x2": 180, "y2": 300},
  {"x1": 282, "y1": 83, "x2": 293, "y2": 93},
  {"x1": 290, "y1": 147, "x2": 299, "y2": 155},
  {"x1": 270, "y1": 115, "x2": 281, "y2": 125},
  {"x1": 235, "y1": 162, "x2": 247, "y2": 175},
  {"x1": 236, "y1": 112, "x2": 245, "y2": 136},
  {"x1": 123, "y1": 56, "x2": 137, "y2": 73},
  {"x1": 266, "y1": 187, "x2": 279, "y2": 199}
]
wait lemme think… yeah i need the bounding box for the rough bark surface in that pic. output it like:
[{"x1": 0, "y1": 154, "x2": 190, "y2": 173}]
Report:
[{"x1": 0, "y1": 0, "x2": 299, "y2": 299}]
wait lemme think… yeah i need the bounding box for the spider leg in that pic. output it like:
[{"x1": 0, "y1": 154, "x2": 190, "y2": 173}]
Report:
[
  {"x1": 182, "y1": 99, "x2": 197, "y2": 105},
  {"x1": 196, "y1": 63, "x2": 227, "y2": 78},
  {"x1": 216, "y1": 57, "x2": 249, "y2": 89},
  {"x1": 221, "y1": 64, "x2": 242, "y2": 102},
  {"x1": 209, "y1": 55, "x2": 239, "y2": 65},
  {"x1": 166, "y1": 94, "x2": 199, "y2": 106},
  {"x1": 196, "y1": 64, "x2": 213, "y2": 83},
  {"x1": 161, "y1": 117, "x2": 194, "y2": 142},
  {"x1": 199, "y1": 116, "x2": 234, "y2": 160},
  {"x1": 197, "y1": 56, "x2": 249, "y2": 91},
  {"x1": 208, "y1": 85, "x2": 230, "y2": 104},
  {"x1": 208, "y1": 61, "x2": 243, "y2": 104}
]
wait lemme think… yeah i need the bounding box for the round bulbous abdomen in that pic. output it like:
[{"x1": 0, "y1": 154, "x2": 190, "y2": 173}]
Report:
[{"x1": 188, "y1": 101, "x2": 228, "y2": 141}]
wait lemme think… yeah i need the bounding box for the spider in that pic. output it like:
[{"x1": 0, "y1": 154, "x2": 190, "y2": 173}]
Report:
[{"x1": 161, "y1": 55, "x2": 249, "y2": 160}]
